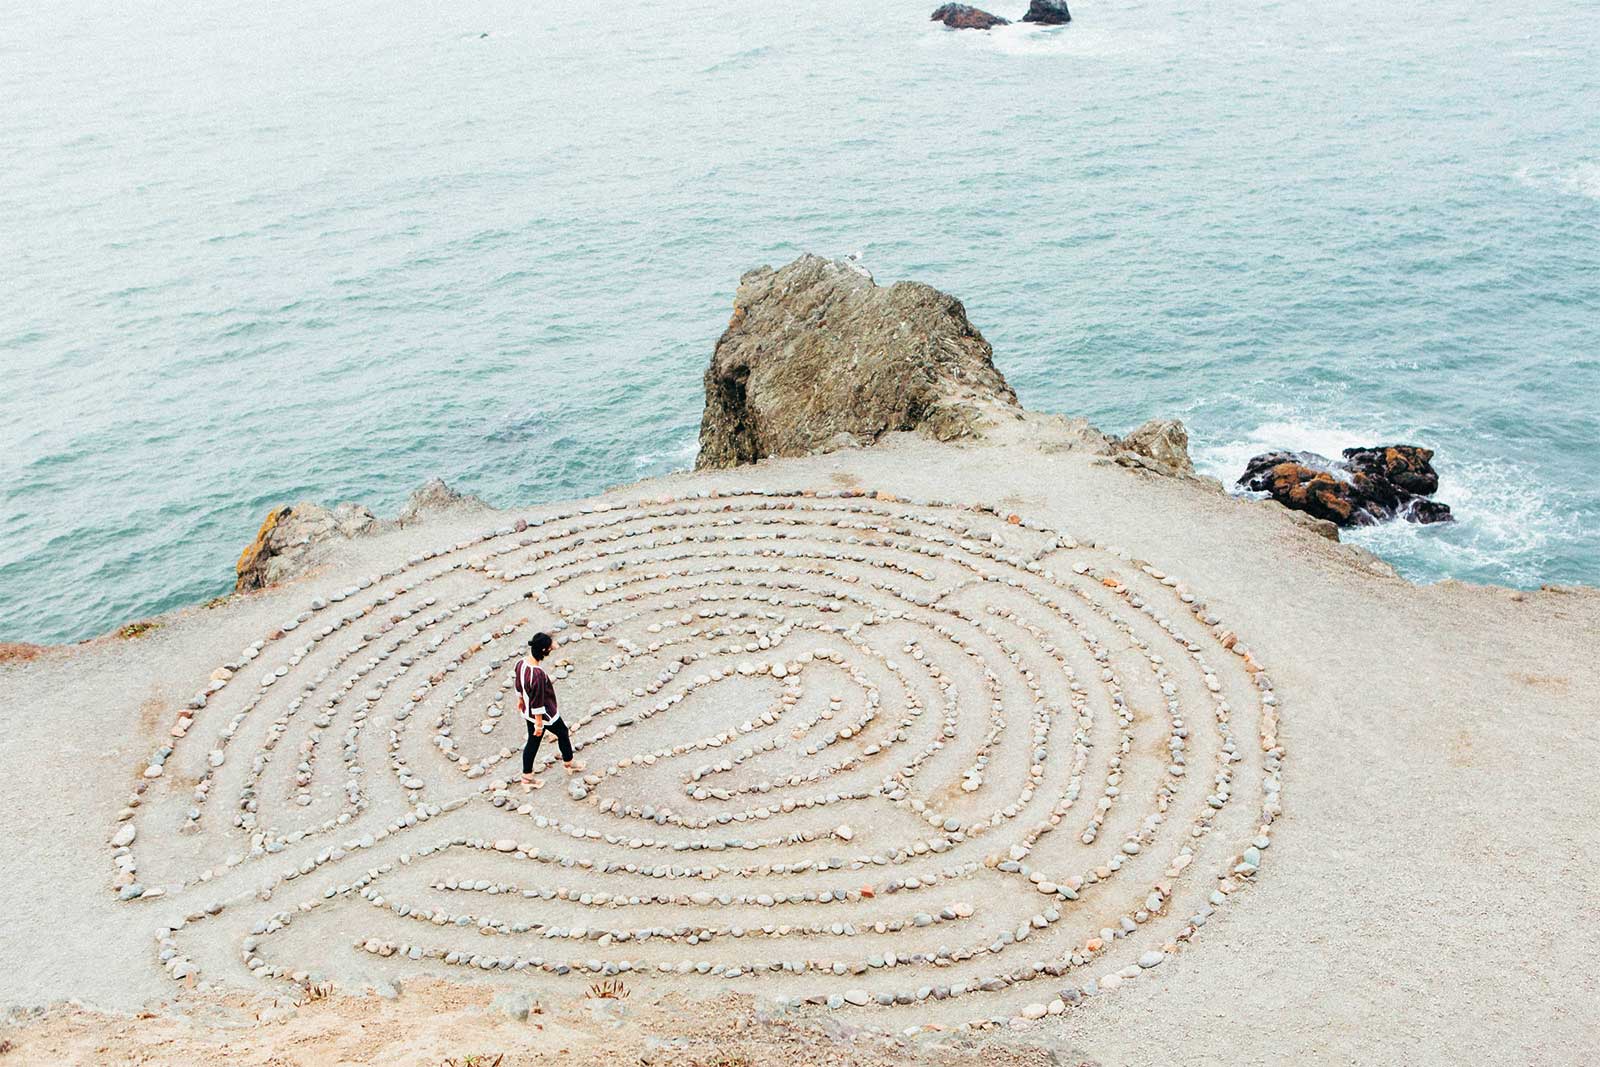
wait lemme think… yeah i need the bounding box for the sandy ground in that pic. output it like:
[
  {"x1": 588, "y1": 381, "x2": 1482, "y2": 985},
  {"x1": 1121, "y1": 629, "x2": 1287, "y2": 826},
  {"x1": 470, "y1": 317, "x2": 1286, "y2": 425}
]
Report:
[
  {"x1": 0, "y1": 981, "x2": 1068, "y2": 1067},
  {"x1": 2, "y1": 413, "x2": 1597, "y2": 1066}
]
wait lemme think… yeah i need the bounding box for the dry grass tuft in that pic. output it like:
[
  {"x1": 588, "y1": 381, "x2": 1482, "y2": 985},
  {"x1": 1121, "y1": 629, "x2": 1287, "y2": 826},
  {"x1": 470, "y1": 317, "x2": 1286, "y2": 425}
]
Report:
[
  {"x1": 299, "y1": 981, "x2": 335, "y2": 1004},
  {"x1": 586, "y1": 978, "x2": 629, "y2": 1000},
  {"x1": 1512, "y1": 671, "x2": 1571, "y2": 693},
  {"x1": 137, "y1": 696, "x2": 166, "y2": 736},
  {"x1": 117, "y1": 620, "x2": 160, "y2": 639}
]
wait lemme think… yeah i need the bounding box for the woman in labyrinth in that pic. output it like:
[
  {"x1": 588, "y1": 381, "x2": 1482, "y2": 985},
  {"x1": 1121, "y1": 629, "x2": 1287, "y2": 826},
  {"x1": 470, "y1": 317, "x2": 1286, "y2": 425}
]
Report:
[{"x1": 515, "y1": 631, "x2": 582, "y2": 790}]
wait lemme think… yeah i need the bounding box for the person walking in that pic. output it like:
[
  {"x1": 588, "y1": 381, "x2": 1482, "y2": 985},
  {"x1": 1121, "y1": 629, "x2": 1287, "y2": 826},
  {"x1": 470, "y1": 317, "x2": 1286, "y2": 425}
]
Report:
[{"x1": 513, "y1": 631, "x2": 581, "y2": 790}]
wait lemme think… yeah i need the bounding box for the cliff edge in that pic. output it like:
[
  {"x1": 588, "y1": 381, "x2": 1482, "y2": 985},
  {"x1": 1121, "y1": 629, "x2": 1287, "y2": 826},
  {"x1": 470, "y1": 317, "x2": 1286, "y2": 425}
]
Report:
[{"x1": 234, "y1": 478, "x2": 486, "y2": 592}]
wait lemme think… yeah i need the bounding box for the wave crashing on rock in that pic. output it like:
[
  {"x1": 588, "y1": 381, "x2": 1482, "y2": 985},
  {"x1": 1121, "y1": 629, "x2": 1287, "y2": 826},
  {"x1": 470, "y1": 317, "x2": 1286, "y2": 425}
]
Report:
[{"x1": 1238, "y1": 445, "x2": 1454, "y2": 527}]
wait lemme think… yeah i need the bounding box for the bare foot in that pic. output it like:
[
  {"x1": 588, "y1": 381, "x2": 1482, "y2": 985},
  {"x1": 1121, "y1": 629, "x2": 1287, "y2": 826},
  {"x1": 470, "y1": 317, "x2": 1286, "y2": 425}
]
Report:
[
  {"x1": 520, "y1": 774, "x2": 543, "y2": 793},
  {"x1": 564, "y1": 760, "x2": 586, "y2": 773}
]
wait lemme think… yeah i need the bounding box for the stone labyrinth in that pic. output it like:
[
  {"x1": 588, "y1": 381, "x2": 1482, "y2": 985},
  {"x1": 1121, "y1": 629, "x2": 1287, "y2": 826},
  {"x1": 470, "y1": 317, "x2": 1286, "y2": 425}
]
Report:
[{"x1": 112, "y1": 488, "x2": 1285, "y2": 1029}]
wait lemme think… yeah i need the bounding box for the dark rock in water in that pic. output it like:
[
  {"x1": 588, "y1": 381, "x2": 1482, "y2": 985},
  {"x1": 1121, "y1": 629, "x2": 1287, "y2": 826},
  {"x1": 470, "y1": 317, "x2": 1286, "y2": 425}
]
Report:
[
  {"x1": 1341, "y1": 445, "x2": 1440, "y2": 497},
  {"x1": 1021, "y1": 0, "x2": 1072, "y2": 24},
  {"x1": 1238, "y1": 445, "x2": 1453, "y2": 527},
  {"x1": 696, "y1": 254, "x2": 1020, "y2": 470},
  {"x1": 931, "y1": 4, "x2": 1010, "y2": 29}
]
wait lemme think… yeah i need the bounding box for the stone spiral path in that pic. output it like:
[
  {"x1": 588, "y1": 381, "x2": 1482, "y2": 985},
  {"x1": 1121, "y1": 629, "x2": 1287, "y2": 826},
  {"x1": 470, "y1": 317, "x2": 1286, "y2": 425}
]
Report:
[{"x1": 109, "y1": 488, "x2": 1284, "y2": 1030}]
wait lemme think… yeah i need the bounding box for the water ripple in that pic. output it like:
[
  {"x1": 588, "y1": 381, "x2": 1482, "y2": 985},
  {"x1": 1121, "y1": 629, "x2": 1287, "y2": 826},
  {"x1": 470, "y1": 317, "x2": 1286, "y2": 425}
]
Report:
[{"x1": 2, "y1": 0, "x2": 1597, "y2": 643}]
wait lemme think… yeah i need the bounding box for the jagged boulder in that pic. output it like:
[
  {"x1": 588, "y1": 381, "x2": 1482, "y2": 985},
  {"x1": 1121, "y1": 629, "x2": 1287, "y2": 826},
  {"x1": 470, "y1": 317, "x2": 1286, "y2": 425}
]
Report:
[
  {"x1": 1238, "y1": 445, "x2": 1453, "y2": 527},
  {"x1": 696, "y1": 255, "x2": 1021, "y2": 470},
  {"x1": 932, "y1": 4, "x2": 1010, "y2": 29},
  {"x1": 1021, "y1": 0, "x2": 1071, "y2": 24},
  {"x1": 235, "y1": 502, "x2": 377, "y2": 591},
  {"x1": 234, "y1": 478, "x2": 483, "y2": 591},
  {"x1": 396, "y1": 478, "x2": 487, "y2": 526},
  {"x1": 1037, "y1": 414, "x2": 1116, "y2": 455},
  {"x1": 1114, "y1": 418, "x2": 1194, "y2": 475}
]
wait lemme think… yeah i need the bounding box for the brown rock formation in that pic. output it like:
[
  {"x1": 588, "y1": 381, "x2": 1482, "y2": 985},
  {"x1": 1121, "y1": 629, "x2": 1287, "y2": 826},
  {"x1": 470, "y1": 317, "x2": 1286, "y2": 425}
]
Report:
[
  {"x1": 931, "y1": 4, "x2": 1010, "y2": 29},
  {"x1": 235, "y1": 502, "x2": 378, "y2": 592},
  {"x1": 695, "y1": 255, "x2": 1021, "y2": 470},
  {"x1": 234, "y1": 478, "x2": 485, "y2": 592},
  {"x1": 1342, "y1": 445, "x2": 1441, "y2": 496},
  {"x1": 1238, "y1": 445, "x2": 1453, "y2": 527}
]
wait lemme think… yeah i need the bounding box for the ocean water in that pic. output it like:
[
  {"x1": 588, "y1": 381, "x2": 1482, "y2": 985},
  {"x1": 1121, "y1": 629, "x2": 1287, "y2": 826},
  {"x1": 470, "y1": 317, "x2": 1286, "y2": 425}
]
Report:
[{"x1": 3, "y1": 0, "x2": 1597, "y2": 645}]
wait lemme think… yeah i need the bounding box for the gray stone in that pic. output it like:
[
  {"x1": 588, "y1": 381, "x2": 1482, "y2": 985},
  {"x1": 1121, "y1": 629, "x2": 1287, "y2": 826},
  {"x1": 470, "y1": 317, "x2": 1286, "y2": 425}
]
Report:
[
  {"x1": 235, "y1": 502, "x2": 378, "y2": 591},
  {"x1": 397, "y1": 479, "x2": 488, "y2": 527},
  {"x1": 491, "y1": 990, "x2": 533, "y2": 1020},
  {"x1": 1114, "y1": 418, "x2": 1194, "y2": 475}
]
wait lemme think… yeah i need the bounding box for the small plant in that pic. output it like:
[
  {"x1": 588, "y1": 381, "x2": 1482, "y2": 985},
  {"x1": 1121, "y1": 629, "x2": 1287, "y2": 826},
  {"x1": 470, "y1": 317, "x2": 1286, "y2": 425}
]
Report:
[
  {"x1": 586, "y1": 978, "x2": 629, "y2": 1000},
  {"x1": 299, "y1": 980, "x2": 335, "y2": 1003},
  {"x1": 443, "y1": 1056, "x2": 503, "y2": 1067},
  {"x1": 204, "y1": 595, "x2": 231, "y2": 609},
  {"x1": 117, "y1": 620, "x2": 160, "y2": 639},
  {"x1": 0, "y1": 1038, "x2": 15, "y2": 1055}
]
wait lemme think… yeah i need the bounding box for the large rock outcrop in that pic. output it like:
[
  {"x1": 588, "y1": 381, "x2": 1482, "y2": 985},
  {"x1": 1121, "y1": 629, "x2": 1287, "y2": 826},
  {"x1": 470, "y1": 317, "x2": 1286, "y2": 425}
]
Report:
[
  {"x1": 234, "y1": 479, "x2": 486, "y2": 591},
  {"x1": 396, "y1": 478, "x2": 487, "y2": 526},
  {"x1": 1238, "y1": 445, "x2": 1453, "y2": 527},
  {"x1": 931, "y1": 4, "x2": 1010, "y2": 29},
  {"x1": 1022, "y1": 0, "x2": 1072, "y2": 24},
  {"x1": 1112, "y1": 418, "x2": 1194, "y2": 475},
  {"x1": 695, "y1": 255, "x2": 1021, "y2": 470},
  {"x1": 235, "y1": 502, "x2": 377, "y2": 591}
]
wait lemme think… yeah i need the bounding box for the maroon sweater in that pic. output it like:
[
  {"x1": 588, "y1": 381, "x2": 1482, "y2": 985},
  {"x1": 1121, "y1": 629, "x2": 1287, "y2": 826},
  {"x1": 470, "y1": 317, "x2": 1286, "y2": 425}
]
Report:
[{"x1": 513, "y1": 658, "x2": 559, "y2": 722}]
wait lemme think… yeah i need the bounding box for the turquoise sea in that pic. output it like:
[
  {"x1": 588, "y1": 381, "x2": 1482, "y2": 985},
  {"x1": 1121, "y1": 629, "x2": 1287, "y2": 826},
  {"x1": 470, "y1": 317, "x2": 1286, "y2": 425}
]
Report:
[{"x1": 3, "y1": 0, "x2": 1597, "y2": 645}]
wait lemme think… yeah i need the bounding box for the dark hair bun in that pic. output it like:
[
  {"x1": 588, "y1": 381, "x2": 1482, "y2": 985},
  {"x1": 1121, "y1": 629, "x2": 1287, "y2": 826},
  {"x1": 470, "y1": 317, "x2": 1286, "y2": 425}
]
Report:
[{"x1": 529, "y1": 632, "x2": 554, "y2": 658}]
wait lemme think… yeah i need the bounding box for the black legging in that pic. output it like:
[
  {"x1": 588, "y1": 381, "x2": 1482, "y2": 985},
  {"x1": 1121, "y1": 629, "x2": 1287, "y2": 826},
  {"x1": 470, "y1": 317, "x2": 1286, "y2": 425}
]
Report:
[{"x1": 523, "y1": 716, "x2": 573, "y2": 773}]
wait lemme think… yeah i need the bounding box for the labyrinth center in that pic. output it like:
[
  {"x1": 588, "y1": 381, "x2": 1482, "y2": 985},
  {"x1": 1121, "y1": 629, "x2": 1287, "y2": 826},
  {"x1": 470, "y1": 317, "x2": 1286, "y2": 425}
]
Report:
[{"x1": 117, "y1": 488, "x2": 1285, "y2": 1022}]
